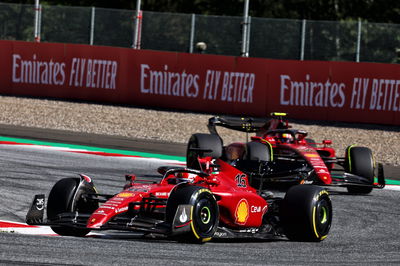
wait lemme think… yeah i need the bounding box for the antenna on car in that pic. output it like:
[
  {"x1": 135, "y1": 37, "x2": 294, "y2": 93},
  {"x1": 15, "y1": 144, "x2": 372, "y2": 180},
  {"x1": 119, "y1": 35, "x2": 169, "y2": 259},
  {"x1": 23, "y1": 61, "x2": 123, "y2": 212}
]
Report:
[{"x1": 241, "y1": 117, "x2": 254, "y2": 142}]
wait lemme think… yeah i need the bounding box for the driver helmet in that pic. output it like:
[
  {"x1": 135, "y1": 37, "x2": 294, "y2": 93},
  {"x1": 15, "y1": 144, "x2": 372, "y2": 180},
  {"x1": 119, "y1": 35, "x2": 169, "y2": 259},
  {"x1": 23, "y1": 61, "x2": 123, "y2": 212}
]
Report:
[
  {"x1": 176, "y1": 172, "x2": 196, "y2": 183},
  {"x1": 281, "y1": 133, "x2": 293, "y2": 143}
]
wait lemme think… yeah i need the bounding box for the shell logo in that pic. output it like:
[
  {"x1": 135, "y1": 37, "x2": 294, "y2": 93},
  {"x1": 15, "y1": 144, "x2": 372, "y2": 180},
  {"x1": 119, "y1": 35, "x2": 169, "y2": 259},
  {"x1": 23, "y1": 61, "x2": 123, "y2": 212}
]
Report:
[
  {"x1": 235, "y1": 199, "x2": 249, "y2": 225},
  {"x1": 305, "y1": 153, "x2": 319, "y2": 158}
]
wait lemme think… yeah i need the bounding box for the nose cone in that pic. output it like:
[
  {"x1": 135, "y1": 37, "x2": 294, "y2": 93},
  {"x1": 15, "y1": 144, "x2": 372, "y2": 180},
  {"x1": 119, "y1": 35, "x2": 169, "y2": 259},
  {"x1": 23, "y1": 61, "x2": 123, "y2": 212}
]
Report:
[
  {"x1": 86, "y1": 192, "x2": 138, "y2": 229},
  {"x1": 87, "y1": 212, "x2": 109, "y2": 229}
]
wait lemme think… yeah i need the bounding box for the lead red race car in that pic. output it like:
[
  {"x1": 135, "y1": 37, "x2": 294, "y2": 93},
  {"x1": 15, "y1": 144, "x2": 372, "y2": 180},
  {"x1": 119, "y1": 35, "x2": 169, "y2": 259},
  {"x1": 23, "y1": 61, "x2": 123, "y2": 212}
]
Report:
[
  {"x1": 187, "y1": 113, "x2": 385, "y2": 194},
  {"x1": 26, "y1": 148, "x2": 332, "y2": 243}
]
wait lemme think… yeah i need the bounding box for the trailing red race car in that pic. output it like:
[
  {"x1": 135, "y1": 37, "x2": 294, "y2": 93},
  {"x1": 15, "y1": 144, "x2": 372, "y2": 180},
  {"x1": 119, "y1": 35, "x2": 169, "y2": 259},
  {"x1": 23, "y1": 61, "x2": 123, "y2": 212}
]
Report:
[
  {"x1": 26, "y1": 149, "x2": 332, "y2": 243},
  {"x1": 187, "y1": 113, "x2": 385, "y2": 194}
]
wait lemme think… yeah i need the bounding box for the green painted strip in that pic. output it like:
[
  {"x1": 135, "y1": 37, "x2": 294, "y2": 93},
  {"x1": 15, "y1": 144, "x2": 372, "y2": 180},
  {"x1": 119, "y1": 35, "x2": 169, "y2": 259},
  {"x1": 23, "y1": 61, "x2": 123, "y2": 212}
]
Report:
[
  {"x1": 374, "y1": 177, "x2": 400, "y2": 186},
  {"x1": 0, "y1": 136, "x2": 186, "y2": 162},
  {"x1": 386, "y1": 179, "x2": 400, "y2": 186}
]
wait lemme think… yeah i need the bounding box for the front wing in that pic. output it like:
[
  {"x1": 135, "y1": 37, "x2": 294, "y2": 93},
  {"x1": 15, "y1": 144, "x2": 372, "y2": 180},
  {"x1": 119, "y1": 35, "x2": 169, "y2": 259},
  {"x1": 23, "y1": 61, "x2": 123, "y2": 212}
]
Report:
[{"x1": 25, "y1": 194, "x2": 189, "y2": 237}]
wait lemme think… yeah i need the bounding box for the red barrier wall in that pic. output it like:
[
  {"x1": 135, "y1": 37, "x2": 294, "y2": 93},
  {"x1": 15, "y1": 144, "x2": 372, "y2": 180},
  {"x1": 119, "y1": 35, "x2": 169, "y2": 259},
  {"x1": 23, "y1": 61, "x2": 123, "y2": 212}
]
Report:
[{"x1": 1, "y1": 40, "x2": 399, "y2": 125}]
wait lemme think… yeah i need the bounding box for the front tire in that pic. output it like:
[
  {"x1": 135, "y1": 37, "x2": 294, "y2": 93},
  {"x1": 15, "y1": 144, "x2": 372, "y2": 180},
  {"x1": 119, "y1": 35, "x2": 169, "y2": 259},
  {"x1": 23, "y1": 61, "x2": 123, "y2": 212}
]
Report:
[
  {"x1": 166, "y1": 185, "x2": 219, "y2": 243},
  {"x1": 280, "y1": 185, "x2": 332, "y2": 242},
  {"x1": 345, "y1": 146, "x2": 375, "y2": 194},
  {"x1": 47, "y1": 177, "x2": 98, "y2": 236}
]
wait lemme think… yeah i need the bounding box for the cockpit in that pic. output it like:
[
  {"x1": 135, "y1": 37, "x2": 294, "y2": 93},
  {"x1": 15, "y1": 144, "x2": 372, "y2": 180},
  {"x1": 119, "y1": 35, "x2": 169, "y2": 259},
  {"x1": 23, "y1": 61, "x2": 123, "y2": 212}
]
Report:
[{"x1": 262, "y1": 129, "x2": 308, "y2": 145}]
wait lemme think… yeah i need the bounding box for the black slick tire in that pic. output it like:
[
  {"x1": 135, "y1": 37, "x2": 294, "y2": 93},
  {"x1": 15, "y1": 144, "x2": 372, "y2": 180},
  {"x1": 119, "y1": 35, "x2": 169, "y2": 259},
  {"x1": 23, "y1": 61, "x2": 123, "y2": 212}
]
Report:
[
  {"x1": 47, "y1": 177, "x2": 97, "y2": 237},
  {"x1": 166, "y1": 185, "x2": 219, "y2": 243},
  {"x1": 186, "y1": 133, "x2": 223, "y2": 169},
  {"x1": 245, "y1": 141, "x2": 271, "y2": 161},
  {"x1": 280, "y1": 185, "x2": 332, "y2": 242},
  {"x1": 345, "y1": 146, "x2": 375, "y2": 194}
]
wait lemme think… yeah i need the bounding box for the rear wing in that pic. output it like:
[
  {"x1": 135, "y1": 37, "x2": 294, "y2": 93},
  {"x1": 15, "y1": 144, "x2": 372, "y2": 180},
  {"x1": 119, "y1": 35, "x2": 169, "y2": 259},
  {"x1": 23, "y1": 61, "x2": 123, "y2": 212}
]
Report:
[{"x1": 207, "y1": 113, "x2": 289, "y2": 136}]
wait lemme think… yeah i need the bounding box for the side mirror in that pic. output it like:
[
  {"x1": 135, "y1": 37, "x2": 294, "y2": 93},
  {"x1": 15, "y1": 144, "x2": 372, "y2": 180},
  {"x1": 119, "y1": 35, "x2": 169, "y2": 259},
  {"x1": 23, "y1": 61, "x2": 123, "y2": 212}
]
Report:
[{"x1": 323, "y1": 140, "x2": 332, "y2": 145}]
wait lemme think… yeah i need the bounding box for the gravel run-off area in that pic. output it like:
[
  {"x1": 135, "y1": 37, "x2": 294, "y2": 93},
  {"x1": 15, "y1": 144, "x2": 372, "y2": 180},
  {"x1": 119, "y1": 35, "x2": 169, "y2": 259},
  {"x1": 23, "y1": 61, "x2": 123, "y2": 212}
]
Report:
[{"x1": 0, "y1": 95, "x2": 398, "y2": 166}]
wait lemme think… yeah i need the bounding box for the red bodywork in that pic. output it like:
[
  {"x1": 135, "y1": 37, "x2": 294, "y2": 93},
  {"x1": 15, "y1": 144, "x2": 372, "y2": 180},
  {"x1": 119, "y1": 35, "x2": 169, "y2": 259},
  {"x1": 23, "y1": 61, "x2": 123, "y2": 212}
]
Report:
[
  {"x1": 207, "y1": 114, "x2": 384, "y2": 192},
  {"x1": 256, "y1": 135, "x2": 336, "y2": 185},
  {"x1": 87, "y1": 158, "x2": 267, "y2": 230},
  {"x1": 225, "y1": 136, "x2": 336, "y2": 185}
]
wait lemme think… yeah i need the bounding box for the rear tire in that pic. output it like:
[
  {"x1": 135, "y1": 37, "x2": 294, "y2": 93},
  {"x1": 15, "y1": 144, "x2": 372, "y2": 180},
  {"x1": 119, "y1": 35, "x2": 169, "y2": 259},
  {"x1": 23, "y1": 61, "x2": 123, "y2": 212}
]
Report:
[
  {"x1": 280, "y1": 185, "x2": 332, "y2": 242},
  {"x1": 241, "y1": 142, "x2": 272, "y2": 189},
  {"x1": 166, "y1": 185, "x2": 219, "y2": 243},
  {"x1": 187, "y1": 133, "x2": 223, "y2": 169},
  {"x1": 244, "y1": 142, "x2": 271, "y2": 161},
  {"x1": 345, "y1": 146, "x2": 375, "y2": 194},
  {"x1": 47, "y1": 178, "x2": 98, "y2": 236}
]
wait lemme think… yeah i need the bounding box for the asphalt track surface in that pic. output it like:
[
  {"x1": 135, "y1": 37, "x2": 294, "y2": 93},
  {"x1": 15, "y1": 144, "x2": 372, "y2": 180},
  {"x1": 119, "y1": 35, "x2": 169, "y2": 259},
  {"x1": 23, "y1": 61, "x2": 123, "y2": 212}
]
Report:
[{"x1": 0, "y1": 126, "x2": 399, "y2": 265}]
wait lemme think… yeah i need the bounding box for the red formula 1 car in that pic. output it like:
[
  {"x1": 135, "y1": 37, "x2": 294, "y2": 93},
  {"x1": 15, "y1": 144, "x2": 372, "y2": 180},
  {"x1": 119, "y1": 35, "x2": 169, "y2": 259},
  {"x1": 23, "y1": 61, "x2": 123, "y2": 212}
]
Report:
[
  {"x1": 26, "y1": 150, "x2": 332, "y2": 243},
  {"x1": 187, "y1": 113, "x2": 385, "y2": 195}
]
